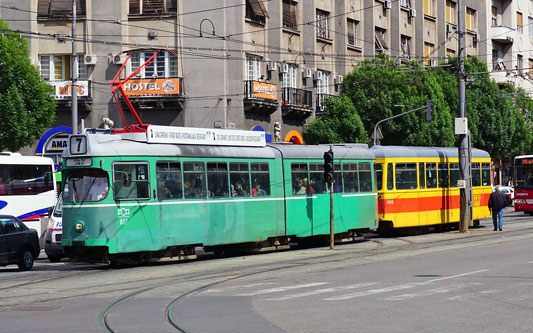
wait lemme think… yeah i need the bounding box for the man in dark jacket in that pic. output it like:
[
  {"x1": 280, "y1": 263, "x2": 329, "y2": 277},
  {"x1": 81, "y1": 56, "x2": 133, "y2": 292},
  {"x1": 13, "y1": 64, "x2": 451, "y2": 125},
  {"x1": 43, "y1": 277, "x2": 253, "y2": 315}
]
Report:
[{"x1": 488, "y1": 185, "x2": 507, "y2": 231}]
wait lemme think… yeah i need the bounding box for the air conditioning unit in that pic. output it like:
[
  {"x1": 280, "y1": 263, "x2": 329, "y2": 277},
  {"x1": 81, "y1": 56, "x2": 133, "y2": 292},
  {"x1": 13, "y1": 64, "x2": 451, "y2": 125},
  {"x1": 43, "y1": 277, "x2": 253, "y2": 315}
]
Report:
[
  {"x1": 84, "y1": 54, "x2": 98, "y2": 65},
  {"x1": 446, "y1": 23, "x2": 454, "y2": 33},
  {"x1": 280, "y1": 63, "x2": 289, "y2": 73},
  {"x1": 383, "y1": 0, "x2": 392, "y2": 9},
  {"x1": 302, "y1": 68, "x2": 313, "y2": 78},
  {"x1": 113, "y1": 53, "x2": 128, "y2": 65},
  {"x1": 408, "y1": 9, "x2": 416, "y2": 17},
  {"x1": 314, "y1": 70, "x2": 323, "y2": 81},
  {"x1": 267, "y1": 61, "x2": 277, "y2": 72},
  {"x1": 334, "y1": 75, "x2": 343, "y2": 85}
]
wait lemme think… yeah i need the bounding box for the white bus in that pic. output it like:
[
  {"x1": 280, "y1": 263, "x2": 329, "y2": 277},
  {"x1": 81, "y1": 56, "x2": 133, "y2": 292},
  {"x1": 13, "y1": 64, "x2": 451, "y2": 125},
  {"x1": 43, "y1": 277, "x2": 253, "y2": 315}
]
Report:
[{"x1": 0, "y1": 153, "x2": 57, "y2": 238}]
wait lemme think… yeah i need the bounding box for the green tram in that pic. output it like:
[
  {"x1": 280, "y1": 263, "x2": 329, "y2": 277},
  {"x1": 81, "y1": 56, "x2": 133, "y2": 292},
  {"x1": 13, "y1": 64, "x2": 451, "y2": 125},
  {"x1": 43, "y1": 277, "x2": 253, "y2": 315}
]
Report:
[{"x1": 61, "y1": 133, "x2": 377, "y2": 263}]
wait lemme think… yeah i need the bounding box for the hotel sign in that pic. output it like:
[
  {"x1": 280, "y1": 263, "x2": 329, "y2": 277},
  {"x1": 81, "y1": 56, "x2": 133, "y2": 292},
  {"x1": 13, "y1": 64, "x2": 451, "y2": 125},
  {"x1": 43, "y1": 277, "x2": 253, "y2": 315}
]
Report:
[
  {"x1": 49, "y1": 80, "x2": 90, "y2": 99},
  {"x1": 252, "y1": 81, "x2": 277, "y2": 100},
  {"x1": 123, "y1": 78, "x2": 181, "y2": 96}
]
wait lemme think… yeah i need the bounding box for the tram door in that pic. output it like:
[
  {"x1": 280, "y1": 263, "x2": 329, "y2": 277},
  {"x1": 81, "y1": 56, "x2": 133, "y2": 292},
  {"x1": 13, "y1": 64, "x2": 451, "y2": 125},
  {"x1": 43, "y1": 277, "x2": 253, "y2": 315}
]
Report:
[
  {"x1": 418, "y1": 162, "x2": 427, "y2": 226},
  {"x1": 395, "y1": 163, "x2": 421, "y2": 227}
]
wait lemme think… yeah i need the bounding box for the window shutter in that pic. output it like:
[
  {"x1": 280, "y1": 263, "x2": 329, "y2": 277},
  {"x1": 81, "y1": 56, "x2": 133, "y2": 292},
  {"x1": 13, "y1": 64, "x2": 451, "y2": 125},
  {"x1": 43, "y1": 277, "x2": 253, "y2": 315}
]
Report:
[
  {"x1": 283, "y1": 1, "x2": 291, "y2": 27},
  {"x1": 249, "y1": 0, "x2": 269, "y2": 18},
  {"x1": 290, "y1": 2, "x2": 297, "y2": 29},
  {"x1": 142, "y1": 0, "x2": 164, "y2": 15},
  {"x1": 49, "y1": 0, "x2": 71, "y2": 17},
  {"x1": 129, "y1": 0, "x2": 140, "y2": 14},
  {"x1": 37, "y1": 0, "x2": 50, "y2": 17}
]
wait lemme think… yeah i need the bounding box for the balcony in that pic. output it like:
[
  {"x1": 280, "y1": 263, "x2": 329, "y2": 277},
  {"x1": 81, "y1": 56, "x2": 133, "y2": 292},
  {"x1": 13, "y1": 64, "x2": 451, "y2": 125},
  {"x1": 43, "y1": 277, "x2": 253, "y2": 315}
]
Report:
[
  {"x1": 490, "y1": 25, "x2": 515, "y2": 44},
  {"x1": 315, "y1": 93, "x2": 336, "y2": 114},
  {"x1": 47, "y1": 80, "x2": 92, "y2": 111},
  {"x1": 281, "y1": 87, "x2": 313, "y2": 118},
  {"x1": 243, "y1": 80, "x2": 279, "y2": 114}
]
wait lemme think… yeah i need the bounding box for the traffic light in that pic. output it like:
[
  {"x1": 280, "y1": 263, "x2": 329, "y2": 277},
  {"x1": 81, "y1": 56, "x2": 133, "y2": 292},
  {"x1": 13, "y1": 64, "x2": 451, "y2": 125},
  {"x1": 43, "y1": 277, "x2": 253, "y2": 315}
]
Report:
[
  {"x1": 425, "y1": 99, "x2": 433, "y2": 122},
  {"x1": 324, "y1": 150, "x2": 334, "y2": 183}
]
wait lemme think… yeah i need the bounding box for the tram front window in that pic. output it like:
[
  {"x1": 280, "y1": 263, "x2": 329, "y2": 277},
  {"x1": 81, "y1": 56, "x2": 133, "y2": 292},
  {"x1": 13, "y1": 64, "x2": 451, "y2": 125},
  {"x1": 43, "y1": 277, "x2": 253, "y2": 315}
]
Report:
[{"x1": 64, "y1": 169, "x2": 109, "y2": 203}]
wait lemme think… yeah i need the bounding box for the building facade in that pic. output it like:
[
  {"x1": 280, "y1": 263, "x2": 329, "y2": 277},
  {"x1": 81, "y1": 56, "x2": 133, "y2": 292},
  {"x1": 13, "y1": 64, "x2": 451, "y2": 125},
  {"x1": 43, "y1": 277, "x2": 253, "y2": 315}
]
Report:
[{"x1": 0, "y1": 0, "x2": 489, "y2": 160}]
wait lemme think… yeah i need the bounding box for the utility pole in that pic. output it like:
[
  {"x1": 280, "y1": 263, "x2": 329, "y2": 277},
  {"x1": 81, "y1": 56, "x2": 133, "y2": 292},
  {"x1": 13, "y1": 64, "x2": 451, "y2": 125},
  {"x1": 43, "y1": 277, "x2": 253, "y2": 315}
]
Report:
[
  {"x1": 457, "y1": 0, "x2": 472, "y2": 233},
  {"x1": 71, "y1": 0, "x2": 78, "y2": 134}
]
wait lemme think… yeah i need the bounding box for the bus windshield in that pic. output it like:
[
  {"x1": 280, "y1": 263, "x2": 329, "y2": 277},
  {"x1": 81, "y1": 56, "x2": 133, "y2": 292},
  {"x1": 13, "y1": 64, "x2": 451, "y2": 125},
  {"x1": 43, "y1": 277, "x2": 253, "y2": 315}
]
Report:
[
  {"x1": 515, "y1": 158, "x2": 533, "y2": 189},
  {"x1": 64, "y1": 169, "x2": 109, "y2": 203}
]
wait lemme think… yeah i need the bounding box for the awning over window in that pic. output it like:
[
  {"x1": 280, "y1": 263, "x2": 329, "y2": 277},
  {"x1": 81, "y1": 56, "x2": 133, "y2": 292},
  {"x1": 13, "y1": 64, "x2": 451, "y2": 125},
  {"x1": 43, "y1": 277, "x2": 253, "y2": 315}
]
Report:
[{"x1": 249, "y1": 0, "x2": 270, "y2": 18}]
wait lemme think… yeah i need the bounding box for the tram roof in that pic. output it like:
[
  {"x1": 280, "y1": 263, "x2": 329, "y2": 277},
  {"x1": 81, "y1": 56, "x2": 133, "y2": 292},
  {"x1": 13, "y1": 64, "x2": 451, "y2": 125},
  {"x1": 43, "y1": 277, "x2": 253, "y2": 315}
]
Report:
[
  {"x1": 268, "y1": 143, "x2": 373, "y2": 159},
  {"x1": 370, "y1": 145, "x2": 490, "y2": 159}
]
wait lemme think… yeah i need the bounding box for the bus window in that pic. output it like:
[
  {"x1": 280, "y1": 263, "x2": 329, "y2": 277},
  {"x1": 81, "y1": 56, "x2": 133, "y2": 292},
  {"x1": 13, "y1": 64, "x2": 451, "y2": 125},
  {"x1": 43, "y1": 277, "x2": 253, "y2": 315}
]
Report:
[
  {"x1": 426, "y1": 163, "x2": 437, "y2": 188},
  {"x1": 375, "y1": 163, "x2": 383, "y2": 191},
  {"x1": 2, "y1": 164, "x2": 54, "y2": 195},
  {"x1": 438, "y1": 163, "x2": 449, "y2": 188},
  {"x1": 333, "y1": 164, "x2": 343, "y2": 193},
  {"x1": 291, "y1": 163, "x2": 308, "y2": 195},
  {"x1": 309, "y1": 163, "x2": 326, "y2": 194},
  {"x1": 472, "y1": 163, "x2": 481, "y2": 187},
  {"x1": 251, "y1": 163, "x2": 270, "y2": 196},
  {"x1": 64, "y1": 169, "x2": 109, "y2": 203},
  {"x1": 395, "y1": 163, "x2": 417, "y2": 190},
  {"x1": 358, "y1": 162, "x2": 372, "y2": 192},
  {"x1": 183, "y1": 162, "x2": 206, "y2": 199},
  {"x1": 419, "y1": 163, "x2": 425, "y2": 189},
  {"x1": 230, "y1": 163, "x2": 250, "y2": 197},
  {"x1": 207, "y1": 163, "x2": 229, "y2": 198},
  {"x1": 343, "y1": 163, "x2": 358, "y2": 193},
  {"x1": 387, "y1": 163, "x2": 394, "y2": 190},
  {"x1": 113, "y1": 163, "x2": 149, "y2": 200},
  {"x1": 481, "y1": 163, "x2": 491, "y2": 186},
  {"x1": 156, "y1": 162, "x2": 182, "y2": 200},
  {"x1": 449, "y1": 163, "x2": 460, "y2": 188}
]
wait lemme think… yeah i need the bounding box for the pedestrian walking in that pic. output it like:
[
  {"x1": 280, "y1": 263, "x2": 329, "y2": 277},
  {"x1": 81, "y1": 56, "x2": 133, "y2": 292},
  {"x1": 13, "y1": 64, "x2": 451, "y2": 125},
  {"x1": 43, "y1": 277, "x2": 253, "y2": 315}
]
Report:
[{"x1": 488, "y1": 185, "x2": 507, "y2": 231}]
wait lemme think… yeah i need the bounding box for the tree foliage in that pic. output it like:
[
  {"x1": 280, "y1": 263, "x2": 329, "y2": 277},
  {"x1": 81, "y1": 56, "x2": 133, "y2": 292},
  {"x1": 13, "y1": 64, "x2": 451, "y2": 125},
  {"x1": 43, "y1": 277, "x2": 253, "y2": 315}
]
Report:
[
  {"x1": 304, "y1": 55, "x2": 533, "y2": 159},
  {"x1": 0, "y1": 19, "x2": 56, "y2": 152}
]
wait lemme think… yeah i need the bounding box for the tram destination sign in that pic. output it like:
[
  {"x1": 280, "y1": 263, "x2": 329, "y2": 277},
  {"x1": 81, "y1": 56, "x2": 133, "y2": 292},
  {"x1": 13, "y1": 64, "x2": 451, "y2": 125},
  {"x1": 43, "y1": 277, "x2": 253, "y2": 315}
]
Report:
[{"x1": 146, "y1": 125, "x2": 266, "y2": 147}]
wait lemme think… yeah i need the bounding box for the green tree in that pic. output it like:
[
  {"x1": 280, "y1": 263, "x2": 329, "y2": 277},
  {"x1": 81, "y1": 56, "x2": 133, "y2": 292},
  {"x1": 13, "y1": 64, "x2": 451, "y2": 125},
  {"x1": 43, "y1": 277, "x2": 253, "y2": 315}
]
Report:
[
  {"x1": 0, "y1": 19, "x2": 56, "y2": 152},
  {"x1": 303, "y1": 96, "x2": 368, "y2": 144}
]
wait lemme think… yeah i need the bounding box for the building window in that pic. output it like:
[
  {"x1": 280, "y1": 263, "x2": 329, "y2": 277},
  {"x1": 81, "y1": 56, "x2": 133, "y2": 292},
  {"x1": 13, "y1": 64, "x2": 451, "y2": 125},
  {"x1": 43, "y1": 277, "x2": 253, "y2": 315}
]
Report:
[
  {"x1": 37, "y1": 0, "x2": 86, "y2": 18},
  {"x1": 39, "y1": 55, "x2": 88, "y2": 81},
  {"x1": 491, "y1": 6, "x2": 498, "y2": 26},
  {"x1": 375, "y1": 28, "x2": 389, "y2": 54},
  {"x1": 529, "y1": 59, "x2": 533, "y2": 78},
  {"x1": 517, "y1": 12, "x2": 523, "y2": 34},
  {"x1": 400, "y1": 0, "x2": 412, "y2": 8},
  {"x1": 130, "y1": 51, "x2": 178, "y2": 78},
  {"x1": 401, "y1": 35, "x2": 411, "y2": 59},
  {"x1": 246, "y1": 54, "x2": 262, "y2": 81},
  {"x1": 424, "y1": 43, "x2": 434, "y2": 66},
  {"x1": 446, "y1": 1, "x2": 456, "y2": 25},
  {"x1": 128, "y1": 0, "x2": 176, "y2": 15},
  {"x1": 347, "y1": 19, "x2": 358, "y2": 46},
  {"x1": 283, "y1": 0, "x2": 298, "y2": 30},
  {"x1": 446, "y1": 49, "x2": 456, "y2": 59},
  {"x1": 316, "y1": 9, "x2": 330, "y2": 39},
  {"x1": 517, "y1": 54, "x2": 523, "y2": 76},
  {"x1": 466, "y1": 8, "x2": 476, "y2": 31},
  {"x1": 529, "y1": 17, "x2": 533, "y2": 37},
  {"x1": 246, "y1": 0, "x2": 269, "y2": 24},
  {"x1": 282, "y1": 64, "x2": 298, "y2": 88},
  {"x1": 423, "y1": 0, "x2": 433, "y2": 17},
  {"x1": 316, "y1": 70, "x2": 330, "y2": 94}
]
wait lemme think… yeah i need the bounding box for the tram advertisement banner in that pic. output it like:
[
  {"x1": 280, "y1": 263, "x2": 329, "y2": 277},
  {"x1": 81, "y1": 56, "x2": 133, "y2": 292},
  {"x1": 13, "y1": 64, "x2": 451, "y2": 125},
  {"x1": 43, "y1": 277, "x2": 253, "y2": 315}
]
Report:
[
  {"x1": 147, "y1": 126, "x2": 266, "y2": 147},
  {"x1": 123, "y1": 78, "x2": 181, "y2": 96}
]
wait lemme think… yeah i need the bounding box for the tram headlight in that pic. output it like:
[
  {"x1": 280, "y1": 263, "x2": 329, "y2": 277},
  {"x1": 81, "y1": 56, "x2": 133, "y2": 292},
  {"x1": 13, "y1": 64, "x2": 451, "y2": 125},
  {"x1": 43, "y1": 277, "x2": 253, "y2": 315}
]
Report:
[
  {"x1": 515, "y1": 199, "x2": 526, "y2": 204},
  {"x1": 74, "y1": 220, "x2": 85, "y2": 233}
]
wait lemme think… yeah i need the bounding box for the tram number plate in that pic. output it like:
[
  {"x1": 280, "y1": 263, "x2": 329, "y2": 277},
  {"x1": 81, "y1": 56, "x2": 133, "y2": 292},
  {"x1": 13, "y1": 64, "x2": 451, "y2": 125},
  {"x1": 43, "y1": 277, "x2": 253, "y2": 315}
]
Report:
[
  {"x1": 119, "y1": 218, "x2": 128, "y2": 226},
  {"x1": 69, "y1": 135, "x2": 87, "y2": 155},
  {"x1": 117, "y1": 207, "x2": 131, "y2": 225}
]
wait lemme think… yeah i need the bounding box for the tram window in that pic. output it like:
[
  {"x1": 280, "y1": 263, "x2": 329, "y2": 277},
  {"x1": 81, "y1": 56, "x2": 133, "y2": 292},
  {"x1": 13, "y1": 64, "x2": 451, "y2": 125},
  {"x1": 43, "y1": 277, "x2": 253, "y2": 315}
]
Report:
[
  {"x1": 359, "y1": 162, "x2": 373, "y2": 192},
  {"x1": 426, "y1": 163, "x2": 437, "y2": 189},
  {"x1": 481, "y1": 163, "x2": 491, "y2": 186},
  {"x1": 230, "y1": 163, "x2": 250, "y2": 197},
  {"x1": 113, "y1": 163, "x2": 149, "y2": 200},
  {"x1": 64, "y1": 169, "x2": 109, "y2": 203},
  {"x1": 343, "y1": 163, "x2": 358, "y2": 193},
  {"x1": 387, "y1": 163, "x2": 393, "y2": 190},
  {"x1": 183, "y1": 162, "x2": 206, "y2": 199},
  {"x1": 291, "y1": 163, "x2": 309, "y2": 195},
  {"x1": 449, "y1": 163, "x2": 460, "y2": 188},
  {"x1": 395, "y1": 163, "x2": 417, "y2": 190},
  {"x1": 156, "y1": 162, "x2": 182, "y2": 200},
  {"x1": 309, "y1": 163, "x2": 326, "y2": 194},
  {"x1": 375, "y1": 163, "x2": 383, "y2": 191},
  {"x1": 438, "y1": 163, "x2": 449, "y2": 188},
  {"x1": 472, "y1": 163, "x2": 481, "y2": 187},
  {"x1": 333, "y1": 164, "x2": 343, "y2": 193},
  {"x1": 251, "y1": 162, "x2": 270, "y2": 196},
  {"x1": 419, "y1": 163, "x2": 425, "y2": 189},
  {"x1": 207, "y1": 163, "x2": 229, "y2": 198}
]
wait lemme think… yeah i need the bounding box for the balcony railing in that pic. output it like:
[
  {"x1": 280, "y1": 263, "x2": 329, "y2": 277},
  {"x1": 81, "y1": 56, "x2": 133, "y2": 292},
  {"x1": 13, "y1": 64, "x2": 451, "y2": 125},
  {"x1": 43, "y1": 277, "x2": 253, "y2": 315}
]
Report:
[
  {"x1": 244, "y1": 80, "x2": 278, "y2": 101},
  {"x1": 316, "y1": 93, "x2": 336, "y2": 112},
  {"x1": 281, "y1": 87, "x2": 312, "y2": 109}
]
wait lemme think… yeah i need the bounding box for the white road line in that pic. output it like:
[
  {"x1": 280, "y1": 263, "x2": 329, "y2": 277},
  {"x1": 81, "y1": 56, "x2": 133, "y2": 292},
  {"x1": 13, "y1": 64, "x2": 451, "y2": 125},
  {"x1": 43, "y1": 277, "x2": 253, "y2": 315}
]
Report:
[
  {"x1": 325, "y1": 270, "x2": 488, "y2": 301},
  {"x1": 201, "y1": 283, "x2": 276, "y2": 294},
  {"x1": 264, "y1": 283, "x2": 377, "y2": 301},
  {"x1": 235, "y1": 282, "x2": 329, "y2": 296}
]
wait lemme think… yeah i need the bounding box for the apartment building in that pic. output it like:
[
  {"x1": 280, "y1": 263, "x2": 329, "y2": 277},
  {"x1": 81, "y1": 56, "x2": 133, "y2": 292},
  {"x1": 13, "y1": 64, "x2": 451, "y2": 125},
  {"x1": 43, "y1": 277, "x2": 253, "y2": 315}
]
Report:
[{"x1": 0, "y1": 0, "x2": 487, "y2": 161}]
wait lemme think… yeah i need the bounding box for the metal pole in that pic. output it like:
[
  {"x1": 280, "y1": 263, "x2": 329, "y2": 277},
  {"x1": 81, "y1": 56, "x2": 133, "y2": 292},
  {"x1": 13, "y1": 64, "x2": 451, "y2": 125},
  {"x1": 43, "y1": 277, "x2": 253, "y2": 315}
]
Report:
[
  {"x1": 71, "y1": 0, "x2": 78, "y2": 134},
  {"x1": 329, "y1": 176, "x2": 334, "y2": 249},
  {"x1": 222, "y1": 0, "x2": 227, "y2": 128},
  {"x1": 457, "y1": 0, "x2": 471, "y2": 233}
]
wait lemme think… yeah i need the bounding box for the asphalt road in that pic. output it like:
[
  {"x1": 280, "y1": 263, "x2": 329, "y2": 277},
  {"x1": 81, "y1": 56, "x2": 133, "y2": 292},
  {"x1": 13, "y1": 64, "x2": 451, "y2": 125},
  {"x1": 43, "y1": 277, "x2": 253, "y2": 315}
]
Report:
[{"x1": 1, "y1": 207, "x2": 532, "y2": 333}]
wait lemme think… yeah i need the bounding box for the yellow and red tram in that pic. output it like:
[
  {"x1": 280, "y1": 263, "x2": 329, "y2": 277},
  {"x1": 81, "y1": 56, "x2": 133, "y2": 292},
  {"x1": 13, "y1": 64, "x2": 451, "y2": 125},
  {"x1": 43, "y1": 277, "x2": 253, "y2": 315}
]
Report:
[{"x1": 371, "y1": 146, "x2": 492, "y2": 232}]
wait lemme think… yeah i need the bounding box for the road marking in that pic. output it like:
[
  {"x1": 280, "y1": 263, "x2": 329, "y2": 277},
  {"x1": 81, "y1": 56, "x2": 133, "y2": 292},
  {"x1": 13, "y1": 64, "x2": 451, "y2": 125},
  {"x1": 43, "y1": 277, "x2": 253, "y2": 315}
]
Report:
[
  {"x1": 264, "y1": 283, "x2": 377, "y2": 301},
  {"x1": 201, "y1": 283, "x2": 276, "y2": 294},
  {"x1": 325, "y1": 270, "x2": 488, "y2": 301},
  {"x1": 235, "y1": 282, "x2": 328, "y2": 296}
]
